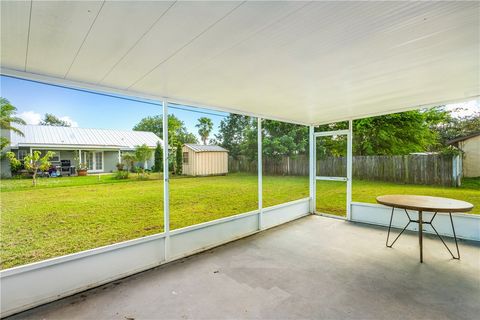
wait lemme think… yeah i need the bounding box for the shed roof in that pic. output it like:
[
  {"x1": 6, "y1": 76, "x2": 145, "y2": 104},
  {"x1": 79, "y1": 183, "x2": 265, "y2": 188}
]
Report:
[
  {"x1": 184, "y1": 144, "x2": 228, "y2": 153},
  {"x1": 1, "y1": 1, "x2": 478, "y2": 125},
  {"x1": 446, "y1": 132, "x2": 480, "y2": 145},
  {"x1": 9, "y1": 125, "x2": 162, "y2": 149}
]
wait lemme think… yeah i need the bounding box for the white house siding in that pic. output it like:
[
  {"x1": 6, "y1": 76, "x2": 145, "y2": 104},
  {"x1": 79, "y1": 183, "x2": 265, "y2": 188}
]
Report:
[
  {"x1": 460, "y1": 135, "x2": 480, "y2": 178},
  {"x1": 1, "y1": 158, "x2": 11, "y2": 178},
  {"x1": 104, "y1": 151, "x2": 119, "y2": 173}
]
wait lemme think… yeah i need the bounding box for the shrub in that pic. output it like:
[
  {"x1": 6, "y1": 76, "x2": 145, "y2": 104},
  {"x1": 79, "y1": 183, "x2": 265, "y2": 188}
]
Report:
[
  {"x1": 153, "y1": 142, "x2": 163, "y2": 172},
  {"x1": 6, "y1": 150, "x2": 54, "y2": 186},
  {"x1": 175, "y1": 143, "x2": 183, "y2": 175},
  {"x1": 134, "y1": 166, "x2": 150, "y2": 180},
  {"x1": 114, "y1": 170, "x2": 129, "y2": 180}
]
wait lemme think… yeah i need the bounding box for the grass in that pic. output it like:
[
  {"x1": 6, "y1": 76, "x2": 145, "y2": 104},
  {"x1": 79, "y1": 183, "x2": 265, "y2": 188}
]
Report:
[
  {"x1": 1, "y1": 174, "x2": 478, "y2": 269},
  {"x1": 316, "y1": 178, "x2": 480, "y2": 216}
]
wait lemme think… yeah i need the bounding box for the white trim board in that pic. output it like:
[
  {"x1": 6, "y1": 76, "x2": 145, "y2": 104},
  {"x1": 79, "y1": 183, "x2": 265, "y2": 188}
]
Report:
[
  {"x1": 0, "y1": 70, "x2": 311, "y2": 127},
  {"x1": 3, "y1": 69, "x2": 475, "y2": 127}
]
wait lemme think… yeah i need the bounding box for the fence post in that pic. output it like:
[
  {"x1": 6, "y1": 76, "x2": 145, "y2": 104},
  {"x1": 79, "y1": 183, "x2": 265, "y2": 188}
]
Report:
[{"x1": 452, "y1": 155, "x2": 462, "y2": 187}]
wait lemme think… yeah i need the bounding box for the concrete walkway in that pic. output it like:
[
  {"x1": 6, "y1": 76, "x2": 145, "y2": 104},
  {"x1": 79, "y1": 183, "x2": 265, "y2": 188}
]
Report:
[{"x1": 9, "y1": 215, "x2": 480, "y2": 319}]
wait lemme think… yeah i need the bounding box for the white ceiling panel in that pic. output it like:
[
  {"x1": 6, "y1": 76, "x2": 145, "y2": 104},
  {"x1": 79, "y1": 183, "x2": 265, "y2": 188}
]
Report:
[
  {"x1": 66, "y1": 0, "x2": 175, "y2": 83},
  {"x1": 130, "y1": 1, "x2": 307, "y2": 94},
  {"x1": 1, "y1": 1, "x2": 478, "y2": 125},
  {"x1": 0, "y1": 0, "x2": 31, "y2": 70},
  {"x1": 26, "y1": 0, "x2": 103, "y2": 77},
  {"x1": 141, "y1": 1, "x2": 478, "y2": 124},
  {"x1": 100, "y1": 1, "x2": 242, "y2": 89}
]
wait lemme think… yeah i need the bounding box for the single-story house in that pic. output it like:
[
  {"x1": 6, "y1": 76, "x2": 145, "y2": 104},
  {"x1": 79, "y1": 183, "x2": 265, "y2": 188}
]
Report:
[
  {"x1": 447, "y1": 132, "x2": 480, "y2": 178},
  {"x1": 1, "y1": 124, "x2": 163, "y2": 177},
  {"x1": 182, "y1": 144, "x2": 228, "y2": 176}
]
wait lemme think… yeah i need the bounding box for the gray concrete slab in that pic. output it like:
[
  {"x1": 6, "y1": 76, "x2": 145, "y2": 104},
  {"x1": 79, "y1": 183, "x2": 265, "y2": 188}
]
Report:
[{"x1": 8, "y1": 215, "x2": 480, "y2": 320}]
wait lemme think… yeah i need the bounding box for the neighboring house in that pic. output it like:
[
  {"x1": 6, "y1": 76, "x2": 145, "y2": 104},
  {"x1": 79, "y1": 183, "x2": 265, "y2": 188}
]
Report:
[
  {"x1": 182, "y1": 144, "x2": 228, "y2": 176},
  {"x1": 447, "y1": 132, "x2": 480, "y2": 178},
  {"x1": 1, "y1": 124, "x2": 163, "y2": 178}
]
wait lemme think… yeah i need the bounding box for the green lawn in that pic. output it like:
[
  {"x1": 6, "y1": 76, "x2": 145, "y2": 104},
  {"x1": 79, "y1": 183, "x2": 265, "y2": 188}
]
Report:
[
  {"x1": 1, "y1": 174, "x2": 478, "y2": 269},
  {"x1": 316, "y1": 178, "x2": 480, "y2": 216}
]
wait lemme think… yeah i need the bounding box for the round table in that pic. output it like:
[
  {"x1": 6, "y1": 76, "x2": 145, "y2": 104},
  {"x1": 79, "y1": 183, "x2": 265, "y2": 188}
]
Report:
[{"x1": 376, "y1": 195, "x2": 474, "y2": 263}]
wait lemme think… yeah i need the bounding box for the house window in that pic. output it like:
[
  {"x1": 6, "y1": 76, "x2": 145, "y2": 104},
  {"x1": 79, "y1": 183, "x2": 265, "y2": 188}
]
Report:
[
  {"x1": 95, "y1": 152, "x2": 103, "y2": 171},
  {"x1": 82, "y1": 151, "x2": 103, "y2": 172},
  {"x1": 183, "y1": 152, "x2": 189, "y2": 164},
  {"x1": 18, "y1": 150, "x2": 27, "y2": 160},
  {"x1": 50, "y1": 151, "x2": 60, "y2": 162}
]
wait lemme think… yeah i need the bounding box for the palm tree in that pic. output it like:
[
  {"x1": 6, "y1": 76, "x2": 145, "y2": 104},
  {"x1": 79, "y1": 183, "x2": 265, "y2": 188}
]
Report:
[
  {"x1": 196, "y1": 117, "x2": 213, "y2": 145},
  {"x1": 1, "y1": 97, "x2": 26, "y2": 136}
]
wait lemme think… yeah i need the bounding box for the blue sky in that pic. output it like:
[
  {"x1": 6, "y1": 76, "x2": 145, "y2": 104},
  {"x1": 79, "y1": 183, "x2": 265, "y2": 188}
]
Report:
[{"x1": 0, "y1": 75, "x2": 228, "y2": 143}]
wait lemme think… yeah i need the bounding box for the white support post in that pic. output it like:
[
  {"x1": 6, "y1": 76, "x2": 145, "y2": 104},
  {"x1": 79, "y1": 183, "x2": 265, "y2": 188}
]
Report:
[
  {"x1": 162, "y1": 100, "x2": 170, "y2": 260},
  {"x1": 346, "y1": 120, "x2": 353, "y2": 220},
  {"x1": 117, "y1": 150, "x2": 121, "y2": 164},
  {"x1": 309, "y1": 125, "x2": 315, "y2": 213},
  {"x1": 257, "y1": 118, "x2": 263, "y2": 230}
]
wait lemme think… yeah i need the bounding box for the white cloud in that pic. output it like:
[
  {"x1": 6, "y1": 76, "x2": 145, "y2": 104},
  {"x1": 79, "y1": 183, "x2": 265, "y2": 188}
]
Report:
[
  {"x1": 19, "y1": 111, "x2": 41, "y2": 125},
  {"x1": 59, "y1": 116, "x2": 78, "y2": 127},
  {"x1": 18, "y1": 111, "x2": 79, "y2": 127}
]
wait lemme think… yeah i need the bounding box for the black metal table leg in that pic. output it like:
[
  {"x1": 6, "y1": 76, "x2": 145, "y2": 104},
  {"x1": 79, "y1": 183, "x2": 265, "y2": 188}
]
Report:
[
  {"x1": 419, "y1": 210, "x2": 423, "y2": 263},
  {"x1": 427, "y1": 211, "x2": 460, "y2": 259},
  {"x1": 386, "y1": 207, "x2": 411, "y2": 248},
  {"x1": 449, "y1": 212, "x2": 460, "y2": 259},
  {"x1": 385, "y1": 206, "x2": 461, "y2": 262}
]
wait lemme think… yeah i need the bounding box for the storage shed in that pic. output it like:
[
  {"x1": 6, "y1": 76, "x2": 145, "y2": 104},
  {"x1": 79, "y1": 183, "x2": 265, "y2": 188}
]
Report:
[
  {"x1": 182, "y1": 144, "x2": 228, "y2": 176},
  {"x1": 447, "y1": 132, "x2": 480, "y2": 178}
]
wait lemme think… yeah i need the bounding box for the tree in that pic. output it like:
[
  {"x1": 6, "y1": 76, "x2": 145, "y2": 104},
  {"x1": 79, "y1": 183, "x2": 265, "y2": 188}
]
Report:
[
  {"x1": 153, "y1": 142, "x2": 163, "y2": 172},
  {"x1": 433, "y1": 109, "x2": 480, "y2": 145},
  {"x1": 5, "y1": 151, "x2": 21, "y2": 173},
  {"x1": 122, "y1": 152, "x2": 137, "y2": 172},
  {"x1": 7, "y1": 150, "x2": 55, "y2": 186},
  {"x1": 315, "y1": 108, "x2": 450, "y2": 156},
  {"x1": 215, "y1": 114, "x2": 251, "y2": 159},
  {"x1": 239, "y1": 119, "x2": 258, "y2": 161},
  {"x1": 135, "y1": 144, "x2": 153, "y2": 169},
  {"x1": 175, "y1": 143, "x2": 183, "y2": 175},
  {"x1": 40, "y1": 113, "x2": 71, "y2": 127},
  {"x1": 133, "y1": 114, "x2": 197, "y2": 147},
  {"x1": 196, "y1": 117, "x2": 213, "y2": 145},
  {"x1": 1, "y1": 97, "x2": 26, "y2": 137},
  {"x1": 262, "y1": 120, "x2": 308, "y2": 161},
  {"x1": 0, "y1": 137, "x2": 9, "y2": 153}
]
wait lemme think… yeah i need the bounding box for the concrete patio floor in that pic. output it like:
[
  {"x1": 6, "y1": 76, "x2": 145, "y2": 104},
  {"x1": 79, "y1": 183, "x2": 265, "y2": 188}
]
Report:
[{"x1": 8, "y1": 215, "x2": 480, "y2": 320}]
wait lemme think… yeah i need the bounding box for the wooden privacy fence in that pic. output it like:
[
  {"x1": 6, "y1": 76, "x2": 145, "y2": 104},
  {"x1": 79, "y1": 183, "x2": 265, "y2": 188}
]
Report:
[{"x1": 229, "y1": 154, "x2": 460, "y2": 186}]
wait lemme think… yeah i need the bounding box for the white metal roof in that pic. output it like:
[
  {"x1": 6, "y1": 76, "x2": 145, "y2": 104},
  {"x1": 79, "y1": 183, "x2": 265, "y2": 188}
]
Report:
[
  {"x1": 1, "y1": 1, "x2": 478, "y2": 125},
  {"x1": 185, "y1": 144, "x2": 228, "y2": 153},
  {"x1": 9, "y1": 125, "x2": 163, "y2": 150}
]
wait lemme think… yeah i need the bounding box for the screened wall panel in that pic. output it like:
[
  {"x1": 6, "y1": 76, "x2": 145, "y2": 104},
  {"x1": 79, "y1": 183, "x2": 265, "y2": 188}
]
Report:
[
  {"x1": 262, "y1": 120, "x2": 309, "y2": 207},
  {"x1": 0, "y1": 76, "x2": 164, "y2": 269},
  {"x1": 168, "y1": 104, "x2": 258, "y2": 230}
]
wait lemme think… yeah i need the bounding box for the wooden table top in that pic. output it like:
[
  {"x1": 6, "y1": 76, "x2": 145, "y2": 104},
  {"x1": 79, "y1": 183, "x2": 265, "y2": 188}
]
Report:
[{"x1": 376, "y1": 195, "x2": 474, "y2": 213}]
